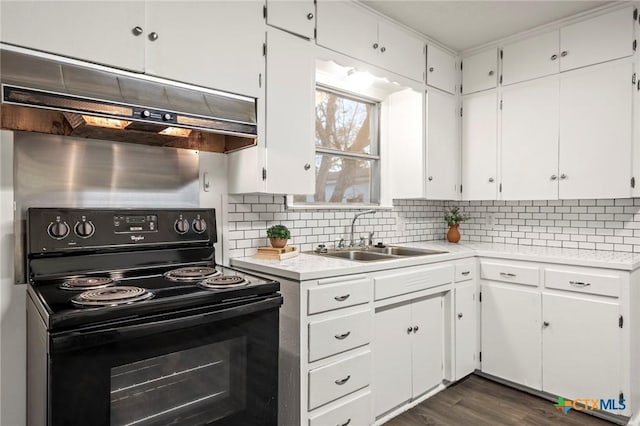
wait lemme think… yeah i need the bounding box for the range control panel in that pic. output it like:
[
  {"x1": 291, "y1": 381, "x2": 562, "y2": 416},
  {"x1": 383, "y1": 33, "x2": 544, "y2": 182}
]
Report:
[{"x1": 28, "y1": 208, "x2": 216, "y2": 254}]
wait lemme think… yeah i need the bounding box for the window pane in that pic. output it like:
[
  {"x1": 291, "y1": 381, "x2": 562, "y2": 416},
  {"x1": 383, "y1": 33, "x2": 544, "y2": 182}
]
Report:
[
  {"x1": 315, "y1": 89, "x2": 376, "y2": 155},
  {"x1": 293, "y1": 154, "x2": 379, "y2": 204}
]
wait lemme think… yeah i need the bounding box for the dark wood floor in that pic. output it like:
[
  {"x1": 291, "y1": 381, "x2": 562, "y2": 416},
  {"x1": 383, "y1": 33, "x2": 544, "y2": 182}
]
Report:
[{"x1": 384, "y1": 375, "x2": 614, "y2": 426}]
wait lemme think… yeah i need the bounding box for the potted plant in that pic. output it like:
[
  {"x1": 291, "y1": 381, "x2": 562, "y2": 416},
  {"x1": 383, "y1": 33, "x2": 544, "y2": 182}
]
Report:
[
  {"x1": 444, "y1": 207, "x2": 469, "y2": 243},
  {"x1": 266, "y1": 224, "x2": 291, "y2": 249}
]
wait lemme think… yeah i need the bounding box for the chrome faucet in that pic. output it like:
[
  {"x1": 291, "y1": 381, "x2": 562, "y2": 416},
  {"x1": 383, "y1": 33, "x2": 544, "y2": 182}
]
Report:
[{"x1": 350, "y1": 210, "x2": 376, "y2": 247}]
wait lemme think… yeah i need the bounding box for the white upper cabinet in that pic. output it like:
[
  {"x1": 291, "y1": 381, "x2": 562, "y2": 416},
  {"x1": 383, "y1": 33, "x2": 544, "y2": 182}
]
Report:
[
  {"x1": 145, "y1": 1, "x2": 265, "y2": 97},
  {"x1": 427, "y1": 44, "x2": 457, "y2": 94},
  {"x1": 559, "y1": 7, "x2": 634, "y2": 72},
  {"x1": 462, "y1": 91, "x2": 498, "y2": 200},
  {"x1": 266, "y1": 0, "x2": 315, "y2": 40},
  {"x1": 316, "y1": 1, "x2": 425, "y2": 82},
  {"x1": 387, "y1": 89, "x2": 425, "y2": 199},
  {"x1": 462, "y1": 48, "x2": 498, "y2": 95},
  {"x1": 501, "y1": 76, "x2": 559, "y2": 200},
  {"x1": 501, "y1": 31, "x2": 560, "y2": 86},
  {"x1": 426, "y1": 89, "x2": 459, "y2": 200},
  {"x1": 1, "y1": 1, "x2": 146, "y2": 72},
  {"x1": 559, "y1": 60, "x2": 633, "y2": 199}
]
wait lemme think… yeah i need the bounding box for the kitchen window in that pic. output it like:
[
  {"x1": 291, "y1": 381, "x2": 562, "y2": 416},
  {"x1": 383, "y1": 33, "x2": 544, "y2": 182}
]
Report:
[{"x1": 293, "y1": 86, "x2": 380, "y2": 205}]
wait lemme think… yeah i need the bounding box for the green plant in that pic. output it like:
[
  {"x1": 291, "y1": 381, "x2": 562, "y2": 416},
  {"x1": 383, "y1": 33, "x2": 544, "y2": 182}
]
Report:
[
  {"x1": 444, "y1": 207, "x2": 469, "y2": 226},
  {"x1": 266, "y1": 224, "x2": 290, "y2": 240}
]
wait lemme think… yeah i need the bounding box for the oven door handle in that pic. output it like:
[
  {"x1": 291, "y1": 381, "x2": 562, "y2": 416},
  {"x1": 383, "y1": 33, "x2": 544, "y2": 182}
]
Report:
[{"x1": 51, "y1": 294, "x2": 283, "y2": 353}]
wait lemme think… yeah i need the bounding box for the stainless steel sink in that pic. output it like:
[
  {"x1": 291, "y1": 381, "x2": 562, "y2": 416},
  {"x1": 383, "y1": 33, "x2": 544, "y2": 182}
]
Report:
[{"x1": 307, "y1": 246, "x2": 448, "y2": 262}]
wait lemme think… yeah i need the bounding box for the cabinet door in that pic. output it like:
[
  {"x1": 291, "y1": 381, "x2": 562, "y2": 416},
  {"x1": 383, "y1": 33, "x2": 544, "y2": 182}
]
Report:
[
  {"x1": 560, "y1": 7, "x2": 634, "y2": 72},
  {"x1": 411, "y1": 296, "x2": 444, "y2": 397},
  {"x1": 501, "y1": 76, "x2": 559, "y2": 200},
  {"x1": 0, "y1": 1, "x2": 145, "y2": 72},
  {"x1": 462, "y1": 92, "x2": 498, "y2": 200},
  {"x1": 542, "y1": 293, "x2": 621, "y2": 404},
  {"x1": 264, "y1": 28, "x2": 315, "y2": 195},
  {"x1": 559, "y1": 60, "x2": 632, "y2": 199},
  {"x1": 316, "y1": 1, "x2": 378, "y2": 65},
  {"x1": 377, "y1": 21, "x2": 425, "y2": 82},
  {"x1": 481, "y1": 283, "x2": 542, "y2": 390},
  {"x1": 145, "y1": 1, "x2": 264, "y2": 96},
  {"x1": 426, "y1": 89, "x2": 459, "y2": 200},
  {"x1": 266, "y1": 0, "x2": 315, "y2": 39},
  {"x1": 455, "y1": 282, "x2": 477, "y2": 380},
  {"x1": 427, "y1": 44, "x2": 457, "y2": 94},
  {"x1": 387, "y1": 89, "x2": 425, "y2": 199},
  {"x1": 462, "y1": 48, "x2": 498, "y2": 95},
  {"x1": 501, "y1": 30, "x2": 559, "y2": 86},
  {"x1": 374, "y1": 304, "x2": 412, "y2": 417}
]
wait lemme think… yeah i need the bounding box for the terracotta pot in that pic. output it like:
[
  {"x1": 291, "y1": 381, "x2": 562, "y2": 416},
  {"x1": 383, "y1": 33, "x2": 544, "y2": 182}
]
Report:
[
  {"x1": 447, "y1": 224, "x2": 460, "y2": 243},
  {"x1": 270, "y1": 238, "x2": 287, "y2": 249}
]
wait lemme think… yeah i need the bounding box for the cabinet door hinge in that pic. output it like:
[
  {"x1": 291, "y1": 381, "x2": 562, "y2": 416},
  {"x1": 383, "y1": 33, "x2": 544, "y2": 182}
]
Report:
[
  {"x1": 460, "y1": 61, "x2": 463, "y2": 71},
  {"x1": 499, "y1": 75, "x2": 503, "y2": 84},
  {"x1": 460, "y1": 107, "x2": 463, "y2": 117},
  {"x1": 500, "y1": 49, "x2": 503, "y2": 60},
  {"x1": 258, "y1": 73, "x2": 262, "y2": 88},
  {"x1": 263, "y1": 4, "x2": 267, "y2": 18},
  {"x1": 635, "y1": 8, "x2": 638, "y2": 21},
  {"x1": 619, "y1": 315, "x2": 624, "y2": 328},
  {"x1": 499, "y1": 183, "x2": 502, "y2": 192},
  {"x1": 460, "y1": 184, "x2": 463, "y2": 193},
  {"x1": 634, "y1": 40, "x2": 637, "y2": 51},
  {"x1": 262, "y1": 43, "x2": 267, "y2": 56},
  {"x1": 499, "y1": 99, "x2": 503, "y2": 110},
  {"x1": 314, "y1": 27, "x2": 317, "y2": 39},
  {"x1": 262, "y1": 167, "x2": 267, "y2": 181},
  {"x1": 479, "y1": 351, "x2": 482, "y2": 362},
  {"x1": 479, "y1": 291, "x2": 482, "y2": 302},
  {"x1": 632, "y1": 177, "x2": 636, "y2": 188},
  {"x1": 633, "y1": 73, "x2": 637, "y2": 85},
  {"x1": 620, "y1": 392, "x2": 625, "y2": 403},
  {"x1": 460, "y1": 84, "x2": 463, "y2": 94}
]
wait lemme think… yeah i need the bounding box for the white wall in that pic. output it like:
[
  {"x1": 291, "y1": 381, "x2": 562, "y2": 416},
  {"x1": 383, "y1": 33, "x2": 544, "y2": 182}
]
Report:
[{"x1": 0, "y1": 130, "x2": 26, "y2": 426}]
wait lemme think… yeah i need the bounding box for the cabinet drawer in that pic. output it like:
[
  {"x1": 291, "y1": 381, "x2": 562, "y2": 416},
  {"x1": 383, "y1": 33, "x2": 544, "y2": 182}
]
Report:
[
  {"x1": 455, "y1": 262, "x2": 475, "y2": 282},
  {"x1": 308, "y1": 350, "x2": 371, "y2": 410},
  {"x1": 481, "y1": 261, "x2": 539, "y2": 286},
  {"x1": 375, "y1": 264, "x2": 453, "y2": 300},
  {"x1": 308, "y1": 278, "x2": 372, "y2": 315},
  {"x1": 544, "y1": 268, "x2": 620, "y2": 298},
  {"x1": 309, "y1": 391, "x2": 371, "y2": 426},
  {"x1": 309, "y1": 310, "x2": 371, "y2": 362}
]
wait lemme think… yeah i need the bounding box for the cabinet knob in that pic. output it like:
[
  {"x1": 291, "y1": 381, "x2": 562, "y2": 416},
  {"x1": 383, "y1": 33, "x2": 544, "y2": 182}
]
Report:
[
  {"x1": 304, "y1": 163, "x2": 311, "y2": 170},
  {"x1": 550, "y1": 54, "x2": 558, "y2": 61},
  {"x1": 550, "y1": 174, "x2": 558, "y2": 181},
  {"x1": 373, "y1": 43, "x2": 379, "y2": 50},
  {"x1": 561, "y1": 50, "x2": 568, "y2": 57},
  {"x1": 560, "y1": 173, "x2": 567, "y2": 180},
  {"x1": 458, "y1": 313, "x2": 463, "y2": 319},
  {"x1": 543, "y1": 321, "x2": 550, "y2": 328},
  {"x1": 407, "y1": 327, "x2": 413, "y2": 334},
  {"x1": 488, "y1": 177, "x2": 495, "y2": 183},
  {"x1": 429, "y1": 67, "x2": 434, "y2": 72},
  {"x1": 413, "y1": 326, "x2": 419, "y2": 333},
  {"x1": 428, "y1": 176, "x2": 433, "y2": 181},
  {"x1": 306, "y1": 12, "x2": 314, "y2": 20},
  {"x1": 148, "y1": 32, "x2": 159, "y2": 41},
  {"x1": 488, "y1": 70, "x2": 495, "y2": 76},
  {"x1": 380, "y1": 46, "x2": 386, "y2": 53},
  {"x1": 132, "y1": 26, "x2": 143, "y2": 36}
]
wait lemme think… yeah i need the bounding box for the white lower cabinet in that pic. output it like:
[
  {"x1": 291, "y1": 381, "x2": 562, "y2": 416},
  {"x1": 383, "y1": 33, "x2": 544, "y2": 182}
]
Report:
[
  {"x1": 374, "y1": 295, "x2": 445, "y2": 417},
  {"x1": 454, "y1": 280, "x2": 477, "y2": 380}
]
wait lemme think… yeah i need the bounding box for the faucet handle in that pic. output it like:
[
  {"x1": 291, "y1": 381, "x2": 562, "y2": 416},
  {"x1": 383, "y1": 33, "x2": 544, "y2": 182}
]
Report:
[
  {"x1": 359, "y1": 236, "x2": 366, "y2": 248},
  {"x1": 337, "y1": 238, "x2": 346, "y2": 249},
  {"x1": 368, "y1": 231, "x2": 374, "y2": 246}
]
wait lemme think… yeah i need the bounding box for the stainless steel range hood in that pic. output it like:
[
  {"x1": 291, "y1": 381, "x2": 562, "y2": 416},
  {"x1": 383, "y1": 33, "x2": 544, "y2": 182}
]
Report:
[{"x1": 0, "y1": 44, "x2": 258, "y2": 152}]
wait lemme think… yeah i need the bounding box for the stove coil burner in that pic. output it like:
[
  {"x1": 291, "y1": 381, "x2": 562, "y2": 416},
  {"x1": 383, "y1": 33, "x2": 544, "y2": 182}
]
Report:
[
  {"x1": 199, "y1": 275, "x2": 249, "y2": 289},
  {"x1": 59, "y1": 277, "x2": 115, "y2": 291},
  {"x1": 71, "y1": 286, "x2": 153, "y2": 307},
  {"x1": 164, "y1": 266, "x2": 221, "y2": 282}
]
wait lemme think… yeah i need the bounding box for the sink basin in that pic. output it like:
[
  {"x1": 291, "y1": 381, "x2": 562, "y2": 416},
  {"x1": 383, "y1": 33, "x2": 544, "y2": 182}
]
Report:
[
  {"x1": 306, "y1": 246, "x2": 448, "y2": 262},
  {"x1": 367, "y1": 246, "x2": 448, "y2": 256}
]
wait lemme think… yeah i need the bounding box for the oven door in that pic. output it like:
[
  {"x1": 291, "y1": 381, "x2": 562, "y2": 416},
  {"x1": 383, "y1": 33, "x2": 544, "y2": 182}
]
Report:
[{"x1": 47, "y1": 294, "x2": 281, "y2": 426}]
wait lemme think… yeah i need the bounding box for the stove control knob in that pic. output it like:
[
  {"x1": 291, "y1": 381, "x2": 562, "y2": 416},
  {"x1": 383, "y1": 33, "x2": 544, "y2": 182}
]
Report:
[
  {"x1": 174, "y1": 218, "x2": 189, "y2": 234},
  {"x1": 47, "y1": 221, "x2": 70, "y2": 240},
  {"x1": 192, "y1": 218, "x2": 207, "y2": 234},
  {"x1": 74, "y1": 221, "x2": 95, "y2": 238}
]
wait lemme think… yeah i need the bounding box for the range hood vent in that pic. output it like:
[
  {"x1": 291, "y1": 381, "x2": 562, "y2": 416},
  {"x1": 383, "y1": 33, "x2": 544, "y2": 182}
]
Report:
[{"x1": 0, "y1": 45, "x2": 258, "y2": 153}]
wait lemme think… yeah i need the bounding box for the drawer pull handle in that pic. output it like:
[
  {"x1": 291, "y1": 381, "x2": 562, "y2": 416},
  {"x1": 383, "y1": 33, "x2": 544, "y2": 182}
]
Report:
[
  {"x1": 334, "y1": 294, "x2": 350, "y2": 302},
  {"x1": 337, "y1": 419, "x2": 351, "y2": 426},
  {"x1": 500, "y1": 272, "x2": 516, "y2": 278},
  {"x1": 461, "y1": 271, "x2": 470, "y2": 276},
  {"x1": 569, "y1": 281, "x2": 591, "y2": 287},
  {"x1": 334, "y1": 332, "x2": 351, "y2": 340},
  {"x1": 335, "y1": 375, "x2": 351, "y2": 385}
]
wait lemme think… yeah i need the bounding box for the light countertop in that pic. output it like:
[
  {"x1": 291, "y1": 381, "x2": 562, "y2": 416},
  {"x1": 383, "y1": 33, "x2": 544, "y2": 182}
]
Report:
[{"x1": 230, "y1": 241, "x2": 640, "y2": 281}]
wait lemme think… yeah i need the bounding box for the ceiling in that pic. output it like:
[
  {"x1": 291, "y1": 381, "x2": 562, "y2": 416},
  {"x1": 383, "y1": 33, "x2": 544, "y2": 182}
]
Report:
[{"x1": 361, "y1": 1, "x2": 611, "y2": 52}]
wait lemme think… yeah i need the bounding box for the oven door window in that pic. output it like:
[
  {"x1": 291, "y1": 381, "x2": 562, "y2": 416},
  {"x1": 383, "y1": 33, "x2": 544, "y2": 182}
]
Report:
[{"x1": 110, "y1": 337, "x2": 246, "y2": 426}]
